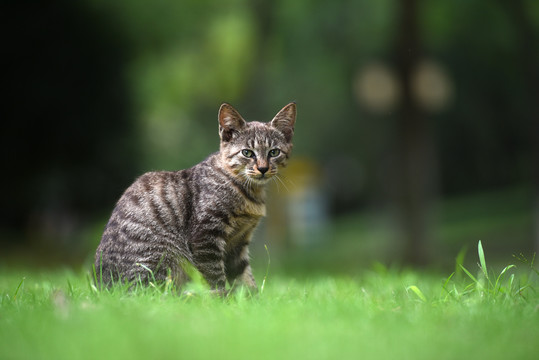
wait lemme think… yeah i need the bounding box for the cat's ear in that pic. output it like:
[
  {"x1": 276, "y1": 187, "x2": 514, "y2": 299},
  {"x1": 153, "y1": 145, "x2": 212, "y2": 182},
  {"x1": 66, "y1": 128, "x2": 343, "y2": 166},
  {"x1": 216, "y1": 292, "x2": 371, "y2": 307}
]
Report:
[
  {"x1": 219, "y1": 103, "x2": 246, "y2": 142},
  {"x1": 270, "y1": 102, "x2": 296, "y2": 142}
]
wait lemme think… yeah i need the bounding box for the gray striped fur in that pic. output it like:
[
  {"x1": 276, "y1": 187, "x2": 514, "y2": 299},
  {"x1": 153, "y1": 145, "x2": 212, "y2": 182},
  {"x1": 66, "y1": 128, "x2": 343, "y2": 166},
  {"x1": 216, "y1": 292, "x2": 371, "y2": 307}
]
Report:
[{"x1": 95, "y1": 103, "x2": 296, "y2": 292}]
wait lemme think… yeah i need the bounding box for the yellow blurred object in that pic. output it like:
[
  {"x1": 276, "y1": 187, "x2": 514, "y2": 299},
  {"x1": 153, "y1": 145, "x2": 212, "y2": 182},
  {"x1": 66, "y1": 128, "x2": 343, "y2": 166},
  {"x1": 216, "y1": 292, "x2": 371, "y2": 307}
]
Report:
[{"x1": 265, "y1": 158, "x2": 329, "y2": 248}]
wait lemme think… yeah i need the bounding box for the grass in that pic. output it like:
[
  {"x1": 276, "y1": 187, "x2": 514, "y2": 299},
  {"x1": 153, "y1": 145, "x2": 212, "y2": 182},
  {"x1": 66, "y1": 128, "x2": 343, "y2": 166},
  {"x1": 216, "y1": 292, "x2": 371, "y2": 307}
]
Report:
[{"x1": 1, "y1": 241, "x2": 538, "y2": 360}]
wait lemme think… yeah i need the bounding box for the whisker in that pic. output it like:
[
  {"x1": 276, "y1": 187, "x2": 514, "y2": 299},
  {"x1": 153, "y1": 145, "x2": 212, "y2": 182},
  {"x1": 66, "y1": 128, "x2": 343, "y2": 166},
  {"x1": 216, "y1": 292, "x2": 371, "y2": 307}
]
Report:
[
  {"x1": 271, "y1": 177, "x2": 281, "y2": 193},
  {"x1": 280, "y1": 173, "x2": 296, "y2": 187},
  {"x1": 241, "y1": 173, "x2": 253, "y2": 192},
  {"x1": 274, "y1": 174, "x2": 290, "y2": 192}
]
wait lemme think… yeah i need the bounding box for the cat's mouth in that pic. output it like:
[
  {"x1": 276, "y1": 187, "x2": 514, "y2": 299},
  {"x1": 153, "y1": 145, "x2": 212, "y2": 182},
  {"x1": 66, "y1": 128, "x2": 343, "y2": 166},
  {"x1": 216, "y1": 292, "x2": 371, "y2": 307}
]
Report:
[
  {"x1": 252, "y1": 174, "x2": 272, "y2": 183},
  {"x1": 244, "y1": 172, "x2": 273, "y2": 185}
]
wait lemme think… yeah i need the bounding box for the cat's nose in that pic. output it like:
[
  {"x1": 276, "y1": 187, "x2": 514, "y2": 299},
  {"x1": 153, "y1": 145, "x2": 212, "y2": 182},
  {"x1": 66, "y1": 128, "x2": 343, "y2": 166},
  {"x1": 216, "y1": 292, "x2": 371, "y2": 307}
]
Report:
[{"x1": 257, "y1": 166, "x2": 269, "y2": 175}]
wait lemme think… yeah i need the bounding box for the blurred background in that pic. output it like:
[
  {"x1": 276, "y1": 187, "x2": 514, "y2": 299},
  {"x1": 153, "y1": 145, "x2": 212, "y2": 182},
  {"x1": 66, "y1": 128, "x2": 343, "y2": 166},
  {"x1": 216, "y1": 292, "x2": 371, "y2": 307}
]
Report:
[{"x1": 2, "y1": 0, "x2": 538, "y2": 274}]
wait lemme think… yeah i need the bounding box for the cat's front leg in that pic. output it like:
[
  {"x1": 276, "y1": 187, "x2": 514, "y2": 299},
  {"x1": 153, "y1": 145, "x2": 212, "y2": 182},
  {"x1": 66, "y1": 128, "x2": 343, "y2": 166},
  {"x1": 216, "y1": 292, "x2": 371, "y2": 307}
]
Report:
[
  {"x1": 239, "y1": 264, "x2": 257, "y2": 291},
  {"x1": 225, "y1": 244, "x2": 258, "y2": 292},
  {"x1": 190, "y1": 236, "x2": 227, "y2": 292}
]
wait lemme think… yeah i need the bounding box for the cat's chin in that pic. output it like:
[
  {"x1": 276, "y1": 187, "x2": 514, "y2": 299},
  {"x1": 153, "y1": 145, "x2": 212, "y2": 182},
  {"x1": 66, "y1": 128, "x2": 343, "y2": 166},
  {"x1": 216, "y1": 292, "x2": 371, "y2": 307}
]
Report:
[{"x1": 247, "y1": 175, "x2": 272, "y2": 186}]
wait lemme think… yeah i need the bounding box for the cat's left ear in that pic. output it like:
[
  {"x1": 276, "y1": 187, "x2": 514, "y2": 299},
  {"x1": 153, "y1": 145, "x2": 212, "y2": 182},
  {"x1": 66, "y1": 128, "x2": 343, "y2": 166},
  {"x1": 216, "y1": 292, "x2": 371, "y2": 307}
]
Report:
[
  {"x1": 219, "y1": 103, "x2": 246, "y2": 142},
  {"x1": 270, "y1": 102, "x2": 296, "y2": 142}
]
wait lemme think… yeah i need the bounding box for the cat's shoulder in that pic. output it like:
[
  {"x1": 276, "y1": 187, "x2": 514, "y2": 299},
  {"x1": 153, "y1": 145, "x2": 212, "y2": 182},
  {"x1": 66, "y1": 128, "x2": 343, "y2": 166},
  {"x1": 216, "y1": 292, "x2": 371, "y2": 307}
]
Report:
[
  {"x1": 125, "y1": 152, "x2": 223, "y2": 193},
  {"x1": 125, "y1": 170, "x2": 181, "y2": 193},
  {"x1": 135, "y1": 170, "x2": 177, "y2": 182}
]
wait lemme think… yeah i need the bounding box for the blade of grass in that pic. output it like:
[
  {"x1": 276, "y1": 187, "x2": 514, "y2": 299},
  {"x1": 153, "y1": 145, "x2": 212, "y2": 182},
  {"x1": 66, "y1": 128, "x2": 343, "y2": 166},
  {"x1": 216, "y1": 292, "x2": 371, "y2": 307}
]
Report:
[
  {"x1": 513, "y1": 253, "x2": 539, "y2": 277},
  {"x1": 441, "y1": 272, "x2": 455, "y2": 298},
  {"x1": 13, "y1": 277, "x2": 25, "y2": 301},
  {"x1": 407, "y1": 285, "x2": 427, "y2": 302},
  {"x1": 98, "y1": 251, "x2": 103, "y2": 291},
  {"x1": 179, "y1": 258, "x2": 209, "y2": 289},
  {"x1": 508, "y1": 273, "x2": 515, "y2": 292},
  {"x1": 260, "y1": 244, "x2": 271, "y2": 295},
  {"x1": 494, "y1": 264, "x2": 516, "y2": 293},
  {"x1": 478, "y1": 240, "x2": 489, "y2": 282},
  {"x1": 66, "y1": 278, "x2": 74, "y2": 298},
  {"x1": 459, "y1": 264, "x2": 478, "y2": 284},
  {"x1": 136, "y1": 263, "x2": 157, "y2": 283},
  {"x1": 455, "y1": 246, "x2": 467, "y2": 278}
]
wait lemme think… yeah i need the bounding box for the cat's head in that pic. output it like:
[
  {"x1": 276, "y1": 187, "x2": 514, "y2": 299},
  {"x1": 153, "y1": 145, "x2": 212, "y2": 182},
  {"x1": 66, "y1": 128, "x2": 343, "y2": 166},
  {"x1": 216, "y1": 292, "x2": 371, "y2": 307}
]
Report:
[{"x1": 218, "y1": 102, "x2": 296, "y2": 186}]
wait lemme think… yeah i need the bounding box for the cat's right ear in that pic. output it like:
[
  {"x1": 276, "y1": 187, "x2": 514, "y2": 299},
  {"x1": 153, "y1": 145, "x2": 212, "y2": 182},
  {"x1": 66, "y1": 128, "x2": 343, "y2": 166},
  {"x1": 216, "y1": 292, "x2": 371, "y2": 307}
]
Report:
[{"x1": 218, "y1": 103, "x2": 246, "y2": 142}]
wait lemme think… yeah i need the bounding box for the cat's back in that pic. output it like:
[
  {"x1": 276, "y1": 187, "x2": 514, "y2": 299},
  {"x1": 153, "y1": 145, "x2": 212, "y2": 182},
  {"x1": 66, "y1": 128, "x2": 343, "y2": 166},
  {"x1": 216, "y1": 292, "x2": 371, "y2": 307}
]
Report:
[
  {"x1": 101, "y1": 166, "x2": 198, "y2": 240},
  {"x1": 97, "y1": 153, "x2": 233, "y2": 249},
  {"x1": 95, "y1": 165, "x2": 202, "y2": 283}
]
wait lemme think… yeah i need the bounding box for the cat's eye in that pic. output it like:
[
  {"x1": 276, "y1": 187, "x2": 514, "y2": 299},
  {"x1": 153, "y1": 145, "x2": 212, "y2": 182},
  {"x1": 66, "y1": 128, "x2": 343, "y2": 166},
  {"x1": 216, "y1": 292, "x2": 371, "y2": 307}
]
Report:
[
  {"x1": 268, "y1": 149, "x2": 281, "y2": 157},
  {"x1": 241, "y1": 149, "x2": 255, "y2": 158}
]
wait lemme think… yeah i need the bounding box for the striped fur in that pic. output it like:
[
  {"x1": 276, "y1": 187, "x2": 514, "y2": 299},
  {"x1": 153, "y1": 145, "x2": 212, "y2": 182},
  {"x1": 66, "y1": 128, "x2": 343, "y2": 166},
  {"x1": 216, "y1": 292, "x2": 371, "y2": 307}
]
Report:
[{"x1": 95, "y1": 103, "x2": 296, "y2": 292}]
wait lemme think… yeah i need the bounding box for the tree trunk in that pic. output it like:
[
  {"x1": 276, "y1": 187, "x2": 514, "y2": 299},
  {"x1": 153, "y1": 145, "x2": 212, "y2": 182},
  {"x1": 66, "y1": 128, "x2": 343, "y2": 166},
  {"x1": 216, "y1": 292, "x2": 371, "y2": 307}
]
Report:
[
  {"x1": 392, "y1": 0, "x2": 434, "y2": 265},
  {"x1": 499, "y1": 0, "x2": 539, "y2": 255}
]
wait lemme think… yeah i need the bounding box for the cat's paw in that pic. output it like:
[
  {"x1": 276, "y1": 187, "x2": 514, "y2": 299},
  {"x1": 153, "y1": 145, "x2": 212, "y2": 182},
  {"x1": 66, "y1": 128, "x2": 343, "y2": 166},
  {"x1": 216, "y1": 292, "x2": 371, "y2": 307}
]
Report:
[{"x1": 209, "y1": 288, "x2": 229, "y2": 298}]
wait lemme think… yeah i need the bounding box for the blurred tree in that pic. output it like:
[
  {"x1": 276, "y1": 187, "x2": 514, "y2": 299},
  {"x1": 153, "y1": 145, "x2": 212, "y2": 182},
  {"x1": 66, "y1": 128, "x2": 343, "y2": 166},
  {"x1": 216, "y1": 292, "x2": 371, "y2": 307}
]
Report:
[
  {"x1": 498, "y1": 0, "x2": 539, "y2": 254},
  {"x1": 87, "y1": 0, "x2": 258, "y2": 170},
  {"x1": 391, "y1": 0, "x2": 435, "y2": 265}
]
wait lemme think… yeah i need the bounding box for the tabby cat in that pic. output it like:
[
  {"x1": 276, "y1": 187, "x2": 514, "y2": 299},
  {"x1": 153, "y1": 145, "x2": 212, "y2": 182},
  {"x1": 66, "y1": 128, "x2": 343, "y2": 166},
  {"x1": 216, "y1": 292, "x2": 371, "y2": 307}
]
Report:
[{"x1": 94, "y1": 102, "x2": 296, "y2": 292}]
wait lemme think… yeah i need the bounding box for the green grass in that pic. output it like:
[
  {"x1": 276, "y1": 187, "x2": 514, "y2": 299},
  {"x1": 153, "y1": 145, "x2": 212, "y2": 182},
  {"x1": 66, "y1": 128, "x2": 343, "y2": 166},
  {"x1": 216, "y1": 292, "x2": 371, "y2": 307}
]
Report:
[{"x1": 1, "y1": 242, "x2": 538, "y2": 360}]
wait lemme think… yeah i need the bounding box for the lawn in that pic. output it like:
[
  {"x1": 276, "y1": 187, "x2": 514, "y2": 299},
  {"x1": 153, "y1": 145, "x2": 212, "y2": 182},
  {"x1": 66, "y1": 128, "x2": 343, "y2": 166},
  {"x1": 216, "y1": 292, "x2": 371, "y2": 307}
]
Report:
[{"x1": 1, "y1": 242, "x2": 538, "y2": 360}]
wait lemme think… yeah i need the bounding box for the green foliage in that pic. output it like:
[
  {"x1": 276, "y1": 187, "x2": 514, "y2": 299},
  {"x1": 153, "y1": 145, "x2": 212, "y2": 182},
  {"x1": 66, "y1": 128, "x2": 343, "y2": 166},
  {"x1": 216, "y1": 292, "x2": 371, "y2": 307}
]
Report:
[{"x1": 78, "y1": 0, "x2": 539, "y2": 195}]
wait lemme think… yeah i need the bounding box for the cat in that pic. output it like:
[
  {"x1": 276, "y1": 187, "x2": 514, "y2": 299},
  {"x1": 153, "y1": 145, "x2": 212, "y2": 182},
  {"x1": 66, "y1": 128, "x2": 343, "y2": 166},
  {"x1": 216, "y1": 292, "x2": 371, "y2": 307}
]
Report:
[{"x1": 94, "y1": 102, "x2": 296, "y2": 293}]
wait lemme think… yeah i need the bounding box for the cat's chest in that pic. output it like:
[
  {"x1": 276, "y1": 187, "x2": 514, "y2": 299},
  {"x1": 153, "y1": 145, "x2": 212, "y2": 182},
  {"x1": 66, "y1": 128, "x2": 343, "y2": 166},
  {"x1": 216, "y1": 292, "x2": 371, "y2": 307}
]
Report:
[
  {"x1": 224, "y1": 201, "x2": 265, "y2": 244},
  {"x1": 240, "y1": 200, "x2": 266, "y2": 218}
]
